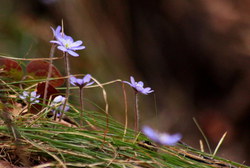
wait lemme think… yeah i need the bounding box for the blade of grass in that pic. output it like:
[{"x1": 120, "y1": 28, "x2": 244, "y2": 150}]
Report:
[
  {"x1": 212, "y1": 132, "x2": 227, "y2": 157},
  {"x1": 22, "y1": 135, "x2": 67, "y2": 168},
  {"x1": 193, "y1": 117, "x2": 212, "y2": 154}
]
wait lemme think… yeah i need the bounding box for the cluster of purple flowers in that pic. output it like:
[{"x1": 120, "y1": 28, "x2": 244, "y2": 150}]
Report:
[
  {"x1": 50, "y1": 95, "x2": 70, "y2": 117},
  {"x1": 48, "y1": 24, "x2": 182, "y2": 145},
  {"x1": 50, "y1": 25, "x2": 96, "y2": 122},
  {"x1": 19, "y1": 91, "x2": 40, "y2": 104},
  {"x1": 50, "y1": 95, "x2": 70, "y2": 113}
]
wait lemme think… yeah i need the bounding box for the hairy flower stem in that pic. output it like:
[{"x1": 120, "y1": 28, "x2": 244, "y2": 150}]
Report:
[
  {"x1": 79, "y1": 87, "x2": 84, "y2": 125},
  {"x1": 134, "y1": 92, "x2": 139, "y2": 132},
  {"x1": 122, "y1": 82, "x2": 128, "y2": 140},
  {"x1": 59, "y1": 52, "x2": 70, "y2": 121},
  {"x1": 53, "y1": 110, "x2": 58, "y2": 121},
  {"x1": 43, "y1": 44, "x2": 56, "y2": 106}
]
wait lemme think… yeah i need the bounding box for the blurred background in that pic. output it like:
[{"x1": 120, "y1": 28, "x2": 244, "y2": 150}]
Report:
[{"x1": 0, "y1": 0, "x2": 249, "y2": 165}]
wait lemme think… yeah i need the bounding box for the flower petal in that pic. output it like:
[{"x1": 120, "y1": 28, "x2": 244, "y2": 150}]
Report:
[
  {"x1": 130, "y1": 76, "x2": 135, "y2": 85},
  {"x1": 76, "y1": 78, "x2": 84, "y2": 85},
  {"x1": 53, "y1": 95, "x2": 64, "y2": 103},
  {"x1": 50, "y1": 40, "x2": 62, "y2": 45},
  {"x1": 123, "y1": 81, "x2": 132, "y2": 87},
  {"x1": 64, "y1": 105, "x2": 70, "y2": 112},
  {"x1": 135, "y1": 86, "x2": 144, "y2": 93},
  {"x1": 142, "y1": 126, "x2": 159, "y2": 142},
  {"x1": 23, "y1": 91, "x2": 29, "y2": 96},
  {"x1": 30, "y1": 91, "x2": 37, "y2": 97},
  {"x1": 83, "y1": 74, "x2": 91, "y2": 83},
  {"x1": 142, "y1": 126, "x2": 182, "y2": 146},
  {"x1": 137, "y1": 81, "x2": 144, "y2": 87},
  {"x1": 86, "y1": 81, "x2": 95, "y2": 86},
  {"x1": 70, "y1": 76, "x2": 77, "y2": 86},
  {"x1": 64, "y1": 35, "x2": 74, "y2": 42},
  {"x1": 19, "y1": 95, "x2": 26, "y2": 100},
  {"x1": 67, "y1": 50, "x2": 79, "y2": 57},
  {"x1": 142, "y1": 87, "x2": 153, "y2": 95},
  {"x1": 71, "y1": 40, "x2": 83, "y2": 47},
  {"x1": 55, "y1": 26, "x2": 61, "y2": 33},
  {"x1": 51, "y1": 26, "x2": 63, "y2": 41},
  {"x1": 72, "y1": 45, "x2": 86, "y2": 50},
  {"x1": 57, "y1": 46, "x2": 67, "y2": 52},
  {"x1": 51, "y1": 26, "x2": 61, "y2": 36},
  {"x1": 160, "y1": 133, "x2": 182, "y2": 146}
]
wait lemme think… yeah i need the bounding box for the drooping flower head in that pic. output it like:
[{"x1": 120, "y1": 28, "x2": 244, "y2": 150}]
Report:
[
  {"x1": 70, "y1": 74, "x2": 94, "y2": 88},
  {"x1": 50, "y1": 95, "x2": 70, "y2": 116},
  {"x1": 142, "y1": 126, "x2": 182, "y2": 146},
  {"x1": 19, "y1": 91, "x2": 40, "y2": 104},
  {"x1": 50, "y1": 26, "x2": 85, "y2": 57},
  {"x1": 124, "y1": 76, "x2": 154, "y2": 95}
]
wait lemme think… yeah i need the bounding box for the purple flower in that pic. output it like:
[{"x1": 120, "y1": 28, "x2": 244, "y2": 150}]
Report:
[
  {"x1": 50, "y1": 26, "x2": 85, "y2": 57},
  {"x1": 50, "y1": 95, "x2": 70, "y2": 115},
  {"x1": 19, "y1": 91, "x2": 40, "y2": 104},
  {"x1": 124, "y1": 76, "x2": 154, "y2": 95},
  {"x1": 142, "y1": 126, "x2": 182, "y2": 146},
  {"x1": 70, "y1": 74, "x2": 94, "y2": 88}
]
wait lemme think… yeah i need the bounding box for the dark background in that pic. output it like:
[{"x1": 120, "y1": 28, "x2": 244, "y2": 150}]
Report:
[{"x1": 0, "y1": 0, "x2": 249, "y2": 164}]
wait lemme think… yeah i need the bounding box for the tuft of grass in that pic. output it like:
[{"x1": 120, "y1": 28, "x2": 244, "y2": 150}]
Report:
[
  {"x1": 0, "y1": 107, "x2": 248, "y2": 167},
  {"x1": 0, "y1": 58, "x2": 249, "y2": 168}
]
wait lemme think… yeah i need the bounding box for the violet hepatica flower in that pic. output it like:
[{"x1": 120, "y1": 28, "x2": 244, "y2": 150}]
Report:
[
  {"x1": 70, "y1": 74, "x2": 94, "y2": 88},
  {"x1": 50, "y1": 26, "x2": 85, "y2": 57},
  {"x1": 124, "y1": 76, "x2": 154, "y2": 95},
  {"x1": 50, "y1": 95, "x2": 70, "y2": 115},
  {"x1": 19, "y1": 91, "x2": 40, "y2": 104},
  {"x1": 142, "y1": 126, "x2": 182, "y2": 146}
]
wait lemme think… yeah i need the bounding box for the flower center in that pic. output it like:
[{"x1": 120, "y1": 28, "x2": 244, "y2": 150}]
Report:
[{"x1": 65, "y1": 43, "x2": 70, "y2": 48}]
